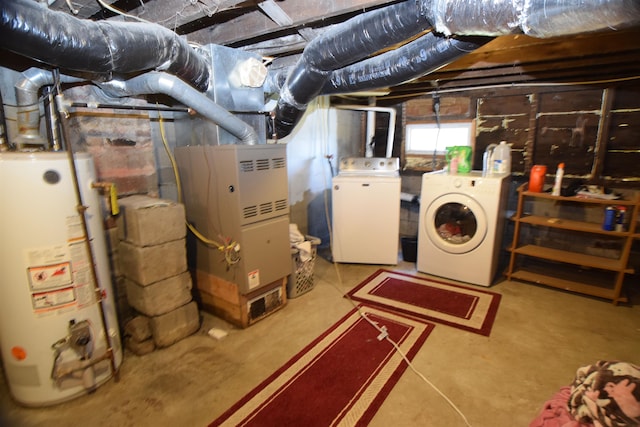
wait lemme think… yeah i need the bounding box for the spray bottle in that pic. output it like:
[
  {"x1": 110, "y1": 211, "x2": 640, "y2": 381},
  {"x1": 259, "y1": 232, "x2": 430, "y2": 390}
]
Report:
[{"x1": 551, "y1": 163, "x2": 565, "y2": 196}]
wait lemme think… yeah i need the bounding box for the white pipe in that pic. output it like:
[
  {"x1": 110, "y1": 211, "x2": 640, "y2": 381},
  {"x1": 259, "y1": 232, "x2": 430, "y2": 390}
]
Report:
[
  {"x1": 333, "y1": 105, "x2": 396, "y2": 158},
  {"x1": 366, "y1": 110, "x2": 375, "y2": 157}
]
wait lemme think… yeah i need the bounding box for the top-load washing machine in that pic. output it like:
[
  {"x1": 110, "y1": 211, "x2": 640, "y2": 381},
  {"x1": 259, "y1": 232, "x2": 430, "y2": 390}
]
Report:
[
  {"x1": 417, "y1": 171, "x2": 510, "y2": 287},
  {"x1": 332, "y1": 157, "x2": 401, "y2": 265}
]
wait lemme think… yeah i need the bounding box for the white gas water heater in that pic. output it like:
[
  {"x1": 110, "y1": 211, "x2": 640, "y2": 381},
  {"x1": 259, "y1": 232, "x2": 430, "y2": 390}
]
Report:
[{"x1": 0, "y1": 151, "x2": 122, "y2": 406}]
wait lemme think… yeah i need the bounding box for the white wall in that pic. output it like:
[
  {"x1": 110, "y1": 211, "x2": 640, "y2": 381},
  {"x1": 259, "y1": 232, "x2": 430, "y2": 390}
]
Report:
[
  {"x1": 284, "y1": 97, "x2": 364, "y2": 245},
  {"x1": 283, "y1": 97, "x2": 334, "y2": 244}
]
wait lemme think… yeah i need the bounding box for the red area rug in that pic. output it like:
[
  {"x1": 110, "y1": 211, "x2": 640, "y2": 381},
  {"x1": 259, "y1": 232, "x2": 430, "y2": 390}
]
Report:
[
  {"x1": 209, "y1": 306, "x2": 434, "y2": 427},
  {"x1": 347, "y1": 269, "x2": 501, "y2": 336}
]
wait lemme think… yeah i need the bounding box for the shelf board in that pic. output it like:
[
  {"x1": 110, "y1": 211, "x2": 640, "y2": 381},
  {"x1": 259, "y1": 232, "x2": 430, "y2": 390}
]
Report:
[
  {"x1": 510, "y1": 244, "x2": 634, "y2": 273},
  {"x1": 517, "y1": 215, "x2": 630, "y2": 236},
  {"x1": 508, "y1": 269, "x2": 627, "y2": 303},
  {"x1": 521, "y1": 190, "x2": 637, "y2": 206}
]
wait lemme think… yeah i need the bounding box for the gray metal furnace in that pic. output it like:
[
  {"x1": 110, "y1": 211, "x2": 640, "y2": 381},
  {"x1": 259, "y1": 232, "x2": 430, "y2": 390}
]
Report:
[{"x1": 175, "y1": 144, "x2": 290, "y2": 295}]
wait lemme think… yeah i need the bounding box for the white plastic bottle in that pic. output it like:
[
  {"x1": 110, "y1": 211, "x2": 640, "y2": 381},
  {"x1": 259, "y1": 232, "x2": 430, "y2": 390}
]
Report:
[
  {"x1": 552, "y1": 162, "x2": 565, "y2": 196},
  {"x1": 492, "y1": 141, "x2": 511, "y2": 174}
]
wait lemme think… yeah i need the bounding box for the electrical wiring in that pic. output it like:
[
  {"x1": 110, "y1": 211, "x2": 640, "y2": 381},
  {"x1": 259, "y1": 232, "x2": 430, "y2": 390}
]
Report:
[
  {"x1": 431, "y1": 89, "x2": 442, "y2": 169},
  {"x1": 156, "y1": 110, "x2": 240, "y2": 265},
  {"x1": 320, "y1": 123, "x2": 471, "y2": 426}
]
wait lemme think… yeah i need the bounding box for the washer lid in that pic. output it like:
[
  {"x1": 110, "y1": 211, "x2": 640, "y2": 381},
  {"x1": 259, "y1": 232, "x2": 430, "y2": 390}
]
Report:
[{"x1": 423, "y1": 193, "x2": 487, "y2": 254}]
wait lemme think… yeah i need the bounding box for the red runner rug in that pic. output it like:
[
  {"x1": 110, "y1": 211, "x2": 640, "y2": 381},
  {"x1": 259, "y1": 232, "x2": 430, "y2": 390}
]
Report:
[
  {"x1": 347, "y1": 269, "x2": 501, "y2": 336},
  {"x1": 209, "y1": 306, "x2": 434, "y2": 427}
]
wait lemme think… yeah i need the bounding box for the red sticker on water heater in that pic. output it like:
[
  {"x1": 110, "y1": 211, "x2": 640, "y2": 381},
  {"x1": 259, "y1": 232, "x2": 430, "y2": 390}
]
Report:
[{"x1": 11, "y1": 346, "x2": 27, "y2": 361}]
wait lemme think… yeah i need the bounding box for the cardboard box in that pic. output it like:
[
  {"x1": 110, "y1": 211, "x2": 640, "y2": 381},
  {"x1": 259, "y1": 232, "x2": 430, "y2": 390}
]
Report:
[
  {"x1": 117, "y1": 195, "x2": 185, "y2": 246},
  {"x1": 118, "y1": 240, "x2": 187, "y2": 286}
]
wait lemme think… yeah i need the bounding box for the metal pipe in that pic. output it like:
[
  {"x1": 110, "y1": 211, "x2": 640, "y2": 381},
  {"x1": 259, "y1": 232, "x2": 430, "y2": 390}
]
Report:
[
  {"x1": 97, "y1": 72, "x2": 259, "y2": 145},
  {"x1": 44, "y1": 86, "x2": 63, "y2": 151},
  {"x1": 45, "y1": 70, "x2": 120, "y2": 380},
  {"x1": 0, "y1": 90, "x2": 9, "y2": 152},
  {"x1": 14, "y1": 68, "x2": 85, "y2": 147}
]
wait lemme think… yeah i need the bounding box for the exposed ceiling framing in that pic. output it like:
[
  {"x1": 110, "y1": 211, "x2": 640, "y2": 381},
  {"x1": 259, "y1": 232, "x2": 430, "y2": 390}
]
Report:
[{"x1": 46, "y1": 0, "x2": 640, "y2": 101}]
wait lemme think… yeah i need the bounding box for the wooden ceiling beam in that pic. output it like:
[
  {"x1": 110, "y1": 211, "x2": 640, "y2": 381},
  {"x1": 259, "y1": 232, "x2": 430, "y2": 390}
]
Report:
[
  {"x1": 125, "y1": 0, "x2": 249, "y2": 29},
  {"x1": 183, "y1": 0, "x2": 397, "y2": 47}
]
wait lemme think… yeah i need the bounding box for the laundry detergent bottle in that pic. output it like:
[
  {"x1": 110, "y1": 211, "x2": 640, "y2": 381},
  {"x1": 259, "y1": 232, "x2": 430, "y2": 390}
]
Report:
[
  {"x1": 492, "y1": 141, "x2": 511, "y2": 174},
  {"x1": 528, "y1": 165, "x2": 547, "y2": 192}
]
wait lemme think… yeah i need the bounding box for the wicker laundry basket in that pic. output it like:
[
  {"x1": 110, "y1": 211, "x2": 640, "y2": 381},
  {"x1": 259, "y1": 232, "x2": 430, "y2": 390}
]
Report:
[{"x1": 287, "y1": 235, "x2": 321, "y2": 298}]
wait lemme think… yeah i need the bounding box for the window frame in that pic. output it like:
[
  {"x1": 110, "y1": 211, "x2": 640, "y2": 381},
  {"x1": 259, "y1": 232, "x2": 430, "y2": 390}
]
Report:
[
  {"x1": 403, "y1": 119, "x2": 476, "y2": 171},
  {"x1": 405, "y1": 120, "x2": 475, "y2": 155}
]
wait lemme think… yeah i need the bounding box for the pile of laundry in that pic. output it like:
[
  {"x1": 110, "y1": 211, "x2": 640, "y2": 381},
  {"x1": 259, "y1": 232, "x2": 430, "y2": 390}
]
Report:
[
  {"x1": 289, "y1": 223, "x2": 314, "y2": 262},
  {"x1": 530, "y1": 361, "x2": 640, "y2": 427}
]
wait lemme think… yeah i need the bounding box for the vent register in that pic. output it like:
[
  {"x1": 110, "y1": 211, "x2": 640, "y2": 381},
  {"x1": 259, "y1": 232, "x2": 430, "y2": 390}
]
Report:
[{"x1": 240, "y1": 155, "x2": 288, "y2": 220}]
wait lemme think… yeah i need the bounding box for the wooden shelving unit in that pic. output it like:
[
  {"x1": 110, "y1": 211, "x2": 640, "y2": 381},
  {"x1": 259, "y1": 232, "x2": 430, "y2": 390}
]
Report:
[{"x1": 506, "y1": 184, "x2": 639, "y2": 304}]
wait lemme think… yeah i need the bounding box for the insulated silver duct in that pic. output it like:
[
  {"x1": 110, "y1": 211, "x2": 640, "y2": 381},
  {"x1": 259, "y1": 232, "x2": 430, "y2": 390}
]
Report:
[
  {"x1": 430, "y1": 0, "x2": 640, "y2": 37},
  {"x1": 272, "y1": 0, "x2": 433, "y2": 138},
  {"x1": 3, "y1": 1, "x2": 261, "y2": 146},
  {"x1": 320, "y1": 32, "x2": 489, "y2": 95},
  {"x1": 271, "y1": 0, "x2": 640, "y2": 139},
  {"x1": 0, "y1": 0, "x2": 211, "y2": 92},
  {"x1": 97, "y1": 72, "x2": 259, "y2": 145}
]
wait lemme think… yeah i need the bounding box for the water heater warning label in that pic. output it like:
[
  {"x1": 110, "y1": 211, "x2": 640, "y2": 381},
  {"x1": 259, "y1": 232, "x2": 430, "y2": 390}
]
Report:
[
  {"x1": 28, "y1": 262, "x2": 72, "y2": 290},
  {"x1": 32, "y1": 287, "x2": 76, "y2": 310},
  {"x1": 25, "y1": 244, "x2": 82, "y2": 314}
]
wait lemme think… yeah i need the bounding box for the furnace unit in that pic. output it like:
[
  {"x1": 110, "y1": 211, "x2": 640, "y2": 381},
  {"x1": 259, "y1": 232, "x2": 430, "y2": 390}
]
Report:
[{"x1": 175, "y1": 144, "x2": 291, "y2": 296}]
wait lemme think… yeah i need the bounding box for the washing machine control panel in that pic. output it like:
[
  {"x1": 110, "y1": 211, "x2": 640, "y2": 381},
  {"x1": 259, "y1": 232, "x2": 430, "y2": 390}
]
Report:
[{"x1": 338, "y1": 157, "x2": 399, "y2": 174}]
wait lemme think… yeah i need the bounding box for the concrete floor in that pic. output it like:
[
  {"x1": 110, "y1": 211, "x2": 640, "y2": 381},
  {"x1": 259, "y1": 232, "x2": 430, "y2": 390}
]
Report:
[{"x1": 2, "y1": 255, "x2": 639, "y2": 427}]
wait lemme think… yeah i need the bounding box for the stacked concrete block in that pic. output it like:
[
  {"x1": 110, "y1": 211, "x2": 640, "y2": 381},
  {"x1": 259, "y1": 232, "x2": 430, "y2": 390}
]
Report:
[
  {"x1": 124, "y1": 316, "x2": 155, "y2": 356},
  {"x1": 116, "y1": 195, "x2": 200, "y2": 354}
]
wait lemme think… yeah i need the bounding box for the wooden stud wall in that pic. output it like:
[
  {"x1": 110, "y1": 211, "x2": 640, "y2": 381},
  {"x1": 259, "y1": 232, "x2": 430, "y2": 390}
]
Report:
[{"x1": 401, "y1": 83, "x2": 640, "y2": 188}]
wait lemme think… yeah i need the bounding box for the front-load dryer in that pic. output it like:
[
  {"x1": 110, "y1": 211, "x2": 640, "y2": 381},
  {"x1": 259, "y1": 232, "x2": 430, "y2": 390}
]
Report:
[{"x1": 417, "y1": 171, "x2": 510, "y2": 286}]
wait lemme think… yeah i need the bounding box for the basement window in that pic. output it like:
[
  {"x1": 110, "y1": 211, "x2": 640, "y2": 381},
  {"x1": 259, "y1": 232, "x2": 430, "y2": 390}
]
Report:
[{"x1": 405, "y1": 121, "x2": 474, "y2": 155}]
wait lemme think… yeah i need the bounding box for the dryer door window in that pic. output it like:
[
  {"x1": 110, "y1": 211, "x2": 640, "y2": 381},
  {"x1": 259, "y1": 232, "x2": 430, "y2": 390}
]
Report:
[{"x1": 424, "y1": 193, "x2": 487, "y2": 254}]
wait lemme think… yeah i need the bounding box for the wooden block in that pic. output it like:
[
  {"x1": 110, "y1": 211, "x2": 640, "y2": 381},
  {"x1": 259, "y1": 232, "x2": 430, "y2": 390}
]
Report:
[
  {"x1": 195, "y1": 270, "x2": 287, "y2": 328},
  {"x1": 195, "y1": 270, "x2": 240, "y2": 305}
]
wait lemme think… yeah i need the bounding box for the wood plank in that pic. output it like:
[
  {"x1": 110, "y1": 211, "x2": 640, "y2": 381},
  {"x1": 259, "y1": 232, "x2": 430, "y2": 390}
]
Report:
[
  {"x1": 518, "y1": 214, "x2": 629, "y2": 236},
  {"x1": 395, "y1": 50, "x2": 640, "y2": 92},
  {"x1": 512, "y1": 244, "x2": 631, "y2": 272},
  {"x1": 127, "y1": 0, "x2": 247, "y2": 29},
  {"x1": 433, "y1": 30, "x2": 640, "y2": 72},
  {"x1": 185, "y1": 0, "x2": 397, "y2": 46},
  {"x1": 509, "y1": 269, "x2": 625, "y2": 302}
]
